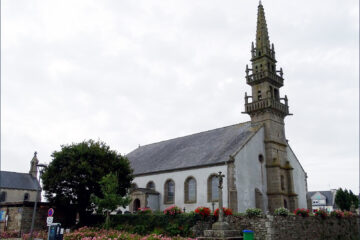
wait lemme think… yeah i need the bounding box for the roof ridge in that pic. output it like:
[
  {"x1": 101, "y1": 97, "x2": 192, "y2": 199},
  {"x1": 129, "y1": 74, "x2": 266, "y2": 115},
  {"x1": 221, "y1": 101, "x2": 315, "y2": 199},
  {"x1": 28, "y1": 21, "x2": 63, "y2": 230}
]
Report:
[
  {"x1": 129, "y1": 121, "x2": 252, "y2": 152},
  {"x1": 1, "y1": 170, "x2": 32, "y2": 175}
]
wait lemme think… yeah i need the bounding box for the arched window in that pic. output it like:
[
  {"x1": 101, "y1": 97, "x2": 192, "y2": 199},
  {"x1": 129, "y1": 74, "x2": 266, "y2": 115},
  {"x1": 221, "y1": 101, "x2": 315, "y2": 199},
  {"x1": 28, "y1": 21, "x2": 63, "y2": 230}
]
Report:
[
  {"x1": 146, "y1": 181, "x2": 155, "y2": 190},
  {"x1": 184, "y1": 177, "x2": 196, "y2": 203},
  {"x1": 0, "y1": 192, "x2": 6, "y2": 202},
  {"x1": 24, "y1": 193, "x2": 30, "y2": 201},
  {"x1": 207, "y1": 174, "x2": 219, "y2": 202},
  {"x1": 164, "y1": 179, "x2": 175, "y2": 204}
]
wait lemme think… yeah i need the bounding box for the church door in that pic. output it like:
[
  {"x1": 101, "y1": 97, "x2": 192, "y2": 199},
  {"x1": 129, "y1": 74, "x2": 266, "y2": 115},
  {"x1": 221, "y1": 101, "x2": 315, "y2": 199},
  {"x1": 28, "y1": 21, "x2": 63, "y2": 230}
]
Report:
[{"x1": 133, "y1": 199, "x2": 141, "y2": 212}]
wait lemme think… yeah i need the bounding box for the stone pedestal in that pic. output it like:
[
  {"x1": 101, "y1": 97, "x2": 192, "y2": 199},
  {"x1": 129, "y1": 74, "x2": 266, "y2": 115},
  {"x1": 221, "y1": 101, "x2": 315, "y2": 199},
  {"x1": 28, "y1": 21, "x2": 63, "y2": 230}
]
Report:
[{"x1": 198, "y1": 229, "x2": 243, "y2": 240}]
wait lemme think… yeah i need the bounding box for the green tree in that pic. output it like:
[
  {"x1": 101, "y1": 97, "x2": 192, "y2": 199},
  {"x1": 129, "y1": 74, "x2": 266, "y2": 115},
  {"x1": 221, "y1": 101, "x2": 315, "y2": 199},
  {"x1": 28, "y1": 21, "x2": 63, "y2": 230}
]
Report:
[
  {"x1": 41, "y1": 140, "x2": 133, "y2": 224},
  {"x1": 335, "y1": 188, "x2": 358, "y2": 211},
  {"x1": 349, "y1": 190, "x2": 359, "y2": 210},
  {"x1": 91, "y1": 173, "x2": 131, "y2": 229}
]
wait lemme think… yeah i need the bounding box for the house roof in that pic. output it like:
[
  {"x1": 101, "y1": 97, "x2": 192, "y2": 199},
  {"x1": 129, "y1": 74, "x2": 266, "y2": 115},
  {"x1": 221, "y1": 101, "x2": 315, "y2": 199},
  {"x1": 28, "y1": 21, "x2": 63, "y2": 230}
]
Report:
[
  {"x1": 127, "y1": 122, "x2": 260, "y2": 176},
  {"x1": 308, "y1": 191, "x2": 335, "y2": 206},
  {"x1": 0, "y1": 171, "x2": 40, "y2": 191}
]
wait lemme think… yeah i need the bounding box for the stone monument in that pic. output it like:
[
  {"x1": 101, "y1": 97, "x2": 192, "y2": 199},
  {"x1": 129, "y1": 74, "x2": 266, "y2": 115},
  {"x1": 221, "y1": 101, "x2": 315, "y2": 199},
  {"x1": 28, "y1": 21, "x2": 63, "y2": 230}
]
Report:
[{"x1": 200, "y1": 171, "x2": 242, "y2": 240}]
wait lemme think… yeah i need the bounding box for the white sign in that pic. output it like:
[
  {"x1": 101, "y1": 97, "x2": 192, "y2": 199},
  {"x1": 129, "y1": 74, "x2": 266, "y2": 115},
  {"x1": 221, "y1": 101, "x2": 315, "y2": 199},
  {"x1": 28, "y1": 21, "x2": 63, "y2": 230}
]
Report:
[{"x1": 46, "y1": 217, "x2": 53, "y2": 226}]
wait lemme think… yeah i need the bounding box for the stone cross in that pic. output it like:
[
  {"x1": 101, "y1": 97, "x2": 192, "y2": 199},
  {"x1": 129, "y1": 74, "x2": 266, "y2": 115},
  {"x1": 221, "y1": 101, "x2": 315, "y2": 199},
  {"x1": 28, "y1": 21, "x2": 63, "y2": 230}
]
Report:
[
  {"x1": 217, "y1": 171, "x2": 225, "y2": 222},
  {"x1": 211, "y1": 171, "x2": 230, "y2": 230}
]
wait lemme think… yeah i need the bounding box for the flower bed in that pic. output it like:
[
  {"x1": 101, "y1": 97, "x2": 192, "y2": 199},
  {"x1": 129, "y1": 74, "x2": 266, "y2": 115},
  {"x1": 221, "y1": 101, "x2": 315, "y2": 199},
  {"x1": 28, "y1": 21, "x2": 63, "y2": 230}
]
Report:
[
  {"x1": 194, "y1": 207, "x2": 211, "y2": 218},
  {"x1": 294, "y1": 208, "x2": 309, "y2": 217},
  {"x1": 63, "y1": 227, "x2": 197, "y2": 240},
  {"x1": 163, "y1": 205, "x2": 182, "y2": 216}
]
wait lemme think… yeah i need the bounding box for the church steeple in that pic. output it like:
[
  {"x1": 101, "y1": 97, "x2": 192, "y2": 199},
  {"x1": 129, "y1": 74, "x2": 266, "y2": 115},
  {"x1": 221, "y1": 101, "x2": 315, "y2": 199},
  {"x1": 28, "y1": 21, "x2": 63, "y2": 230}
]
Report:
[
  {"x1": 243, "y1": 3, "x2": 298, "y2": 213},
  {"x1": 256, "y1": 1, "x2": 270, "y2": 51}
]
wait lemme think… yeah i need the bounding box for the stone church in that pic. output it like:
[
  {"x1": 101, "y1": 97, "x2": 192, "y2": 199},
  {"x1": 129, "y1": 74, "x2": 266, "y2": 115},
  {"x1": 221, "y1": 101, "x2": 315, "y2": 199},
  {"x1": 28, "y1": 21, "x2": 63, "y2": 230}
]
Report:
[{"x1": 126, "y1": 2, "x2": 308, "y2": 213}]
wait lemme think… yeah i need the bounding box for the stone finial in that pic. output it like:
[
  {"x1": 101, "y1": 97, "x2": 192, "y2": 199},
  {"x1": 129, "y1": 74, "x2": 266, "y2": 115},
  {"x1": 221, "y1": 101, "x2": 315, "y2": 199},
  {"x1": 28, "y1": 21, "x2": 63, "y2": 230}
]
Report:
[{"x1": 29, "y1": 151, "x2": 39, "y2": 178}]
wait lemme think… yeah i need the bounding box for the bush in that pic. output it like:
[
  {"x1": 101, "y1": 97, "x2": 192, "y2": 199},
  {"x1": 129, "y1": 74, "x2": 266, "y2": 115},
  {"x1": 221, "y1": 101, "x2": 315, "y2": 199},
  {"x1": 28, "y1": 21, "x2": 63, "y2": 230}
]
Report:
[
  {"x1": 214, "y1": 207, "x2": 233, "y2": 217},
  {"x1": 245, "y1": 208, "x2": 262, "y2": 217},
  {"x1": 110, "y1": 212, "x2": 200, "y2": 237},
  {"x1": 63, "y1": 227, "x2": 197, "y2": 240},
  {"x1": 0, "y1": 231, "x2": 20, "y2": 239},
  {"x1": 330, "y1": 210, "x2": 344, "y2": 218},
  {"x1": 314, "y1": 209, "x2": 328, "y2": 218},
  {"x1": 343, "y1": 211, "x2": 353, "y2": 217},
  {"x1": 294, "y1": 208, "x2": 309, "y2": 217},
  {"x1": 164, "y1": 205, "x2": 182, "y2": 216},
  {"x1": 138, "y1": 207, "x2": 152, "y2": 214},
  {"x1": 194, "y1": 207, "x2": 211, "y2": 218},
  {"x1": 274, "y1": 207, "x2": 289, "y2": 216}
]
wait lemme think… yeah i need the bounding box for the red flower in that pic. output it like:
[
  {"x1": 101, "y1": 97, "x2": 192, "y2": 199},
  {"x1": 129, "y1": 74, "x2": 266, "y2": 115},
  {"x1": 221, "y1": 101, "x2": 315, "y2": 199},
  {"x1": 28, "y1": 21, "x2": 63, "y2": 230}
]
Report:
[
  {"x1": 195, "y1": 207, "x2": 211, "y2": 217},
  {"x1": 214, "y1": 207, "x2": 233, "y2": 217}
]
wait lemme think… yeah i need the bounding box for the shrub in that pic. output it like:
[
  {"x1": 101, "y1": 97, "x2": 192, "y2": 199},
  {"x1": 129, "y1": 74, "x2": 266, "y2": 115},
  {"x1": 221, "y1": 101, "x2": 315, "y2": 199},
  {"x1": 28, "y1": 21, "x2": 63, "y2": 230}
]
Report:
[
  {"x1": 274, "y1": 207, "x2": 289, "y2": 216},
  {"x1": 343, "y1": 211, "x2": 353, "y2": 217},
  {"x1": 63, "y1": 227, "x2": 197, "y2": 240},
  {"x1": 214, "y1": 207, "x2": 233, "y2": 217},
  {"x1": 0, "y1": 231, "x2": 19, "y2": 239},
  {"x1": 330, "y1": 210, "x2": 344, "y2": 218},
  {"x1": 194, "y1": 207, "x2": 211, "y2": 218},
  {"x1": 314, "y1": 209, "x2": 328, "y2": 218},
  {"x1": 138, "y1": 207, "x2": 152, "y2": 214},
  {"x1": 294, "y1": 208, "x2": 309, "y2": 217},
  {"x1": 164, "y1": 205, "x2": 182, "y2": 216},
  {"x1": 245, "y1": 208, "x2": 262, "y2": 217}
]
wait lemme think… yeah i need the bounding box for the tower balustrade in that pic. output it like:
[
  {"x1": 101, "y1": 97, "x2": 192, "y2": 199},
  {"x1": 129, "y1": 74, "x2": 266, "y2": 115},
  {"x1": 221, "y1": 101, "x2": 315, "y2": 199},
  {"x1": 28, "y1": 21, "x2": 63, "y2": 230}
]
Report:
[{"x1": 246, "y1": 70, "x2": 283, "y2": 87}]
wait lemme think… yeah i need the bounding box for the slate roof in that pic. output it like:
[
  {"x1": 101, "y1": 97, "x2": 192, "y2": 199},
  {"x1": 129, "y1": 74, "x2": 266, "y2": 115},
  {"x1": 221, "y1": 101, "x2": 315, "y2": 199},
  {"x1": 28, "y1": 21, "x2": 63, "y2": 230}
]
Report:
[
  {"x1": 0, "y1": 171, "x2": 40, "y2": 191},
  {"x1": 131, "y1": 188, "x2": 160, "y2": 195},
  {"x1": 308, "y1": 191, "x2": 335, "y2": 206},
  {"x1": 127, "y1": 122, "x2": 260, "y2": 175}
]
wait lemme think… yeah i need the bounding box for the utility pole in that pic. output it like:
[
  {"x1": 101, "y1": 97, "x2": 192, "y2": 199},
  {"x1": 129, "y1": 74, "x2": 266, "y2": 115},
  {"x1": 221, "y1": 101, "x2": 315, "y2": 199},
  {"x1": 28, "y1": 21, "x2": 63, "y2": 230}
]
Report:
[{"x1": 29, "y1": 163, "x2": 47, "y2": 240}]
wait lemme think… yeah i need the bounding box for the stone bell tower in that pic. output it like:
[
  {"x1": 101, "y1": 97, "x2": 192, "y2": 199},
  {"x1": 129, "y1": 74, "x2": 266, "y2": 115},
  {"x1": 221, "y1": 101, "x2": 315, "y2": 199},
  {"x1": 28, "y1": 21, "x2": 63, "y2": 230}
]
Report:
[{"x1": 243, "y1": 2, "x2": 298, "y2": 212}]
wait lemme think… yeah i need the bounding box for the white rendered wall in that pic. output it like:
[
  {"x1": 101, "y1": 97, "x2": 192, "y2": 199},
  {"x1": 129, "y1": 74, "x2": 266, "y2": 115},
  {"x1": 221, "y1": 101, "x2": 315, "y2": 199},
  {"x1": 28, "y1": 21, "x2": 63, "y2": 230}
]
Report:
[
  {"x1": 0, "y1": 189, "x2": 38, "y2": 202},
  {"x1": 233, "y1": 127, "x2": 267, "y2": 212},
  {"x1": 287, "y1": 146, "x2": 308, "y2": 209},
  {"x1": 132, "y1": 165, "x2": 228, "y2": 212}
]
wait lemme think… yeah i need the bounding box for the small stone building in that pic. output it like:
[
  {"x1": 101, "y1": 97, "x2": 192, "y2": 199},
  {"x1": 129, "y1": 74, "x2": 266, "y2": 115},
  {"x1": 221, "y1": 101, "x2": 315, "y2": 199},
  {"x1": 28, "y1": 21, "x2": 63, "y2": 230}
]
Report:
[
  {"x1": 129, "y1": 188, "x2": 160, "y2": 212},
  {"x1": 0, "y1": 153, "x2": 41, "y2": 204},
  {"x1": 126, "y1": 2, "x2": 308, "y2": 213}
]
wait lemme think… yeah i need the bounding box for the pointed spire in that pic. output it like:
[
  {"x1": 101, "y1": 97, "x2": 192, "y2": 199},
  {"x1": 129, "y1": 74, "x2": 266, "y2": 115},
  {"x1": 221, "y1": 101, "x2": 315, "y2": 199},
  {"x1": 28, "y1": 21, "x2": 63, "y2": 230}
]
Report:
[{"x1": 256, "y1": 1, "x2": 270, "y2": 50}]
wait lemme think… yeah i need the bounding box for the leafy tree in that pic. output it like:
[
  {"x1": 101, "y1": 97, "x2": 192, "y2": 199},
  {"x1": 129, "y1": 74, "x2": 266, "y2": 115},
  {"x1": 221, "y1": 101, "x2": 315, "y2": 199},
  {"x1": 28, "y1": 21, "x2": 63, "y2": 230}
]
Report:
[
  {"x1": 349, "y1": 190, "x2": 359, "y2": 210},
  {"x1": 91, "y1": 173, "x2": 131, "y2": 229},
  {"x1": 335, "y1": 188, "x2": 358, "y2": 211},
  {"x1": 41, "y1": 140, "x2": 133, "y2": 224}
]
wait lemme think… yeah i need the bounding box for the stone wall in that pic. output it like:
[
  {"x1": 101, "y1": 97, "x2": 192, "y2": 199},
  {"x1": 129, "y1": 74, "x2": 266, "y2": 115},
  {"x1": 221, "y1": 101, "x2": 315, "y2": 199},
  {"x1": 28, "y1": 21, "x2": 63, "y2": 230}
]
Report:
[
  {"x1": 193, "y1": 215, "x2": 360, "y2": 240},
  {"x1": 0, "y1": 202, "x2": 64, "y2": 234}
]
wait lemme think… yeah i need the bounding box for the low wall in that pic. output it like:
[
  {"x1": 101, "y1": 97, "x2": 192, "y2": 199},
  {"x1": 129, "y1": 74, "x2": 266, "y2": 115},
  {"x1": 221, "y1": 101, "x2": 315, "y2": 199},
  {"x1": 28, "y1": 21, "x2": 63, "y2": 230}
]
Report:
[
  {"x1": 193, "y1": 215, "x2": 360, "y2": 240},
  {"x1": 0, "y1": 202, "x2": 64, "y2": 235}
]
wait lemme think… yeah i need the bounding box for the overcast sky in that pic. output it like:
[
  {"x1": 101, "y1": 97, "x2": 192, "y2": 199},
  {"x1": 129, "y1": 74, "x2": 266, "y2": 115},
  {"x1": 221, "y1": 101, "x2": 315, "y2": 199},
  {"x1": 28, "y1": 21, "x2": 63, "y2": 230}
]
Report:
[{"x1": 2, "y1": 0, "x2": 359, "y2": 194}]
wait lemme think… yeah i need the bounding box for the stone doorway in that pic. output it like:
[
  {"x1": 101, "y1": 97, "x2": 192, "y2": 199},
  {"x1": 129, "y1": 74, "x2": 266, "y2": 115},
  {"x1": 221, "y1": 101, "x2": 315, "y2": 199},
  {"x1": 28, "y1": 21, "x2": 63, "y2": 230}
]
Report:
[{"x1": 133, "y1": 198, "x2": 140, "y2": 212}]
